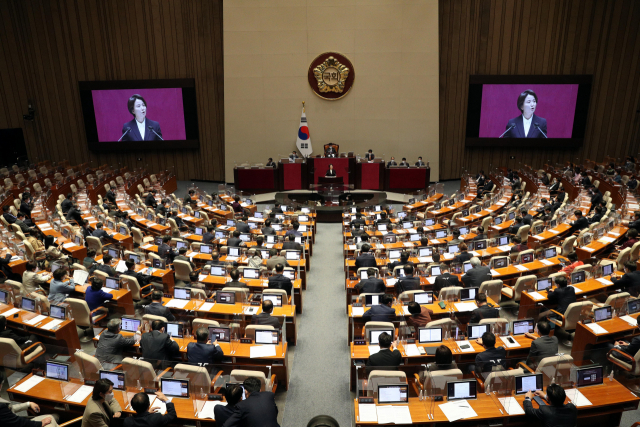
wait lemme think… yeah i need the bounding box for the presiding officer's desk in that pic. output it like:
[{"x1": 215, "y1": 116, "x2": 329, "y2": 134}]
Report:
[
  {"x1": 0, "y1": 302, "x2": 81, "y2": 353},
  {"x1": 155, "y1": 296, "x2": 298, "y2": 345},
  {"x1": 91, "y1": 330, "x2": 291, "y2": 390},
  {"x1": 352, "y1": 379, "x2": 639, "y2": 426}
]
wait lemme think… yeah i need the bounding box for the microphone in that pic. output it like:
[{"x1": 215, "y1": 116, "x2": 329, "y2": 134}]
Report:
[
  {"x1": 118, "y1": 127, "x2": 131, "y2": 142},
  {"x1": 148, "y1": 126, "x2": 164, "y2": 141},
  {"x1": 499, "y1": 124, "x2": 516, "y2": 138},
  {"x1": 534, "y1": 123, "x2": 548, "y2": 138}
]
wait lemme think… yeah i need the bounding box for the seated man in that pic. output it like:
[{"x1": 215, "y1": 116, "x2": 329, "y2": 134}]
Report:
[
  {"x1": 356, "y1": 233, "x2": 370, "y2": 250},
  {"x1": 268, "y1": 263, "x2": 293, "y2": 296},
  {"x1": 611, "y1": 261, "x2": 640, "y2": 297},
  {"x1": 236, "y1": 216, "x2": 251, "y2": 233},
  {"x1": 92, "y1": 222, "x2": 112, "y2": 240},
  {"x1": 469, "y1": 293, "x2": 499, "y2": 324},
  {"x1": 223, "y1": 377, "x2": 279, "y2": 427},
  {"x1": 140, "y1": 320, "x2": 180, "y2": 369},
  {"x1": 187, "y1": 327, "x2": 223, "y2": 364},
  {"x1": 227, "y1": 230, "x2": 245, "y2": 248},
  {"x1": 388, "y1": 251, "x2": 413, "y2": 272},
  {"x1": 509, "y1": 236, "x2": 528, "y2": 254},
  {"x1": 124, "y1": 260, "x2": 151, "y2": 288},
  {"x1": 2, "y1": 205, "x2": 17, "y2": 224},
  {"x1": 173, "y1": 247, "x2": 195, "y2": 270},
  {"x1": 461, "y1": 257, "x2": 491, "y2": 288},
  {"x1": 355, "y1": 244, "x2": 377, "y2": 269},
  {"x1": 524, "y1": 384, "x2": 577, "y2": 427},
  {"x1": 125, "y1": 391, "x2": 176, "y2": 427},
  {"x1": 569, "y1": 210, "x2": 589, "y2": 233},
  {"x1": 158, "y1": 235, "x2": 176, "y2": 261},
  {"x1": 362, "y1": 294, "x2": 395, "y2": 322},
  {"x1": 251, "y1": 299, "x2": 281, "y2": 329},
  {"x1": 214, "y1": 385, "x2": 243, "y2": 426},
  {"x1": 433, "y1": 264, "x2": 460, "y2": 297},
  {"x1": 84, "y1": 277, "x2": 114, "y2": 311},
  {"x1": 0, "y1": 315, "x2": 39, "y2": 350},
  {"x1": 282, "y1": 234, "x2": 302, "y2": 251},
  {"x1": 185, "y1": 271, "x2": 205, "y2": 290},
  {"x1": 396, "y1": 265, "x2": 421, "y2": 296},
  {"x1": 144, "y1": 290, "x2": 176, "y2": 321},
  {"x1": 354, "y1": 267, "x2": 385, "y2": 294},
  {"x1": 559, "y1": 251, "x2": 583, "y2": 275},
  {"x1": 610, "y1": 334, "x2": 640, "y2": 360},
  {"x1": 266, "y1": 249, "x2": 287, "y2": 270},
  {"x1": 525, "y1": 320, "x2": 558, "y2": 368},
  {"x1": 95, "y1": 318, "x2": 140, "y2": 364},
  {"x1": 285, "y1": 221, "x2": 302, "y2": 237},
  {"x1": 145, "y1": 190, "x2": 158, "y2": 208},
  {"x1": 508, "y1": 216, "x2": 525, "y2": 235},
  {"x1": 202, "y1": 226, "x2": 215, "y2": 244},
  {"x1": 94, "y1": 254, "x2": 117, "y2": 277},
  {"x1": 0, "y1": 399, "x2": 56, "y2": 427},
  {"x1": 366, "y1": 332, "x2": 401, "y2": 367},
  {"x1": 449, "y1": 229, "x2": 462, "y2": 245},
  {"x1": 540, "y1": 276, "x2": 576, "y2": 344},
  {"x1": 226, "y1": 268, "x2": 248, "y2": 288},
  {"x1": 83, "y1": 248, "x2": 97, "y2": 271},
  {"x1": 261, "y1": 219, "x2": 276, "y2": 235},
  {"x1": 406, "y1": 301, "x2": 433, "y2": 329},
  {"x1": 454, "y1": 242, "x2": 472, "y2": 263},
  {"x1": 473, "y1": 331, "x2": 506, "y2": 376}
]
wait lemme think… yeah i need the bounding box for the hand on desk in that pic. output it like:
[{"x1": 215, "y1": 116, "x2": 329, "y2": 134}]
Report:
[
  {"x1": 475, "y1": 338, "x2": 483, "y2": 346},
  {"x1": 156, "y1": 391, "x2": 169, "y2": 402},
  {"x1": 525, "y1": 332, "x2": 537, "y2": 340}
]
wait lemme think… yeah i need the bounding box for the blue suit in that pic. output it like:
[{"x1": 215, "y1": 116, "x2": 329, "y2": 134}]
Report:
[
  {"x1": 85, "y1": 286, "x2": 114, "y2": 311},
  {"x1": 186, "y1": 342, "x2": 224, "y2": 364},
  {"x1": 362, "y1": 304, "x2": 396, "y2": 322},
  {"x1": 505, "y1": 114, "x2": 547, "y2": 138},
  {"x1": 121, "y1": 118, "x2": 162, "y2": 141}
]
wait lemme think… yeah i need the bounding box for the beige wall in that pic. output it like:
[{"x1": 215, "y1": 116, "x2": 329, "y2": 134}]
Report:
[{"x1": 224, "y1": 0, "x2": 439, "y2": 183}]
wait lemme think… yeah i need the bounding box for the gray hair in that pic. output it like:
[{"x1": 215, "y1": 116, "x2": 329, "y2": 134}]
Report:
[
  {"x1": 470, "y1": 257, "x2": 481, "y2": 267},
  {"x1": 107, "y1": 318, "x2": 121, "y2": 333}
]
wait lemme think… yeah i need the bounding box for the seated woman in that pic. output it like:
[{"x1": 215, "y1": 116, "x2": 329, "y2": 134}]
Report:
[{"x1": 427, "y1": 345, "x2": 457, "y2": 371}]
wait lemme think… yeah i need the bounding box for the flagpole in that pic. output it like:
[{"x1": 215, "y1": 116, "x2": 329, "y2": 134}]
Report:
[{"x1": 302, "y1": 101, "x2": 305, "y2": 113}]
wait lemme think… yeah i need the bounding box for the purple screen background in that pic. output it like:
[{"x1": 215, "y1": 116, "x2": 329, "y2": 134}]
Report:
[
  {"x1": 478, "y1": 84, "x2": 579, "y2": 138},
  {"x1": 92, "y1": 88, "x2": 187, "y2": 142}
]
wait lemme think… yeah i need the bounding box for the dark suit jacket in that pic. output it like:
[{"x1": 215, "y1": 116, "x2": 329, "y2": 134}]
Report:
[
  {"x1": 227, "y1": 237, "x2": 243, "y2": 247},
  {"x1": 509, "y1": 221, "x2": 525, "y2": 234},
  {"x1": 61, "y1": 199, "x2": 73, "y2": 213},
  {"x1": 92, "y1": 229, "x2": 110, "y2": 239},
  {"x1": 366, "y1": 348, "x2": 402, "y2": 368},
  {"x1": 612, "y1": 270, "x2": 640, "y2": 295},
  {"x1": 523, "y1": 399, "x2": 577, "y2": 427},
  {"x1": 362, "y1": 304, "x2": 395, "y2": 322},
  {"x1": 469, "y1": 304, "x2": 500, "y2": 324},
  {"x1": 123, "y1": 402, "x2": 177, "y2": 427},
  {"x1": 569, "y1": 216, "x2": 589, "y2": 233},
  {"x1": 396, "y1": 276, "x2": 421, "y2": 295},
  {"x1": 0, "y1": 402, "x2": 41, "y2": 427},
  {"x1": 140, "y1": 330, "x2": 180, "y2": 365},
  {"x1": 0, "y1": 328, "x2": 33, "y2": 348},
  {"x1": 355, "y1": 278, "x2": 385, "y2": 294},
  {"x1": 325, "y1": 169, "x2": 336, "y2": 177},
  {"x1": 620, "y1": 336, "x2": 640, "y2": 357},
  {"x1": 223, "y1": 392, "x2": 279, "y2": 427},
  {"x1": 106, "y1": 190, "x2": 117, "y2": 203},
  {"x1": 236, "y1": 222, "x2": 250, "y2": 233},
  {"x1": 187, "y1": 342, "x2": 223, "y2": 364},
  {"x1": 145, "y1": 194, "x2": 157, "y2": 207},
  {"x1": 365, "y1": 153, "x2": 375, "y2": 161},
  {"x1": 251, "y1": 312, "x2": 281, "y2": 329},
  {"x1": 475, "y1": 346, "x2": 506, "y2": 373},
  {"x1": 505, "y1": 114, "x2": 547, "y2": 138},
  {"x1": 95, "y1": 330, "x2": 136, "y2": 363},
  {"x1": 268, "y1": 274, "x2": 293, "y2": 296},
  {"x1": 66, "y1": 207, "x2": 83, "y2": 224},
  {"x1": 526, "y1": 335, "x2": 559, "y2": 366},
  {"x1": 282, "y1": 241, "x2": 302, "y2": 251},
  {"x1": 433, "y1": 273, "x2": 461, "y2": 296},
  {"x1": 158, "y1": 243, "x2": 175, "y2": 260},
  {"x1": 121, "y1": 118, "x2": 162, "y2": 141},
  {"x1": 355, "y1": 253, "x2": 377, "y2": 269},
  {"x1": 546, "y1": 286, "x2": 576, "y2": 315},
  {"x1": 214, "y1": 404, "x2": 237, "y2": 427},
  {"x1": 2, "y1": 213, "x2": 17, "y2": 224},
  {"x1": 462, "y1": 266, "x2": 492, "y2": 288},
  {"x1": 454, "y1": 252, "x2": 472, "y2": 263},
  {"x1": 144, "y1": 302, "x2": 176, "y2": 321}
]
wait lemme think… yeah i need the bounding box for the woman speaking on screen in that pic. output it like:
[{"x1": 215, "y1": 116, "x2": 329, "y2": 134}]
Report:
[
  {"x1": 503, "y1": 89, "x2": 547, "y2": 138},
  {"x1": 120, "y1": 94, "x2": 163, "y2": 141}
]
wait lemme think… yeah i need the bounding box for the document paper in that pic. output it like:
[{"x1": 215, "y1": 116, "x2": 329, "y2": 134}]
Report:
[
  {"x1": 376, "y1": 406, "x2": 412, "y2": 424},
  {"x1": 565, "y1": 389, "x2": 592, "y2": 407},
  {"x1": 13, "y1": 375, "x2": 45, "y2": 392},
  {"x1": 66, "y1": 385, "x2": 94, "y2": 403},
  {"x1": 438, "y1": 400, "x2": 478, "y2": 422},
  {"x1": 498, "y1": 397, "x2": 525, "y2": 415},
  {"x1": 198, "y1": 401, "x2": 227, "y2": 419},
  {"x1": 358, "y1": 404, "x2": 377, "y2": 422},
  {"x1": 586, "y1": 323, "x2": 608, "y2": 334},
  {"x1": 250, "y1": 345, "x2": 277, "y2": 358}
]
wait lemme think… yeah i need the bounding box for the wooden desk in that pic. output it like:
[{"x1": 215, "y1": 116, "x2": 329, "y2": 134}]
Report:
[
  {"x1": 0, "y1": 303, "x2": 81, "y2": 353},
  {"x1": 575, "y1": 226, "x2": 628, "y2": 260},
  {"x1": 425, "y1": 196, "x2": 477, "y2": 220},
  {"x1": 571, "y1": 313, "x2": 640, "y2": 364},
  {"x1": 352, "y1": 379, "x2": 639, "y2": 426}
]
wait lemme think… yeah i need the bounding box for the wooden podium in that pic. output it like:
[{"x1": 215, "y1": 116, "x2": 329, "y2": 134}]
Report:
[{"x1": 318, "y1": 176, "x2": 343, "y2": 186}]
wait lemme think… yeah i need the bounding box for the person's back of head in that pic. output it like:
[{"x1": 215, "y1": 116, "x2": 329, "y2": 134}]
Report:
[
  {"x1": 125, "y1": 260, "x2": 135, "y2": 271},
  {"x1": 151, "y1": 320, "x2": 164, "y2": 331},
  {"x1": 265, "y1": 219, "x2": 271, "y2": 227},
  {"x1": 230, "y1": 269, "x2": 240, "y2": 281},
  {"x1": 470, "y1": 256, "x2": 481, "y2": 268},
  {"x1": 178, "y1": 247, "x2": 188, "y2": 255},
  {"x1": 407, "y1": 301, "x2": 420, "y2": 315},
  {"x1": 400, "y1": 251, "x2": 409, "y2": 262},
  {"x1": 459, "y1": 242, "x2": 468, "y2": 252},
  {"x1": 189, "y1": 271, "x2": 199, "y2": 283},
  {"x1": 381, "y1": 294, "x2": 393, "y2": 306},
  {"x1": 152, "y1": 290, "x2": 163, "y2": 302},
  {"x1": 269, "y1": 248, "x2": 278, "y2": 258},
  {"x1": 537, "y1": 320, "x2": 551, "y2": 336},
  {"x1": 103, "y1": 254, "x2": 113, "y2": 264},
  {"x1": 511, "y1": 235, "x2": 521, "y2": 244},
  {"x1": 481, "y1": 331, "x2": 496, "y2": 348},
  {"x1": 91, "y1": 277, "x2": 103, "y2": 291},
  {"x1": 25, "y1": 261, "x2": 37, "y2": 272},
  {"x1": 555, "y1": 276, "x2": 568, "y2": 288},
  {"x1": 96, "y1": 222, "x2": 103, "y2": 229},
  {"x1": 196, "y1": 327, "x2": 208, "y2": 343},
  {"x1": 243, "y1": 377, "x2": 261, "y2": 395},
  {"x1": 233, "y1": 230, "x2": 240, "y2": 238},
  {"x1": 131, "y1": 392, "x2": 150, "y2": 414},
  {"x1": 288, "y1": 234, "x2": 295, "y2": 241},
  {"x1": 262, "y1": 299, "x2": 274, "y2": 313},
  {"x1": 403, "y1": 264, "x2": 413, "y2": 276},
  {"x1": 361, "y1": 234, "x2": 369, "y2": 242},
  {"x1": 475, "y1": 292, "x2": 488, "y2": 305},
  {"x1": 361, "y1": 243, "x2": 370, "y2": 253},
  {"x1": 275, "y1": 263, "x2": 284, "y2": 273},
  {"x1": 435, "y1": 345, "x2": 453, "y2": 365},
  {"x1": 432, "y1": 253, "x2": 440, "y2": 263},
  {"x1": 162, "y1": 235, "x2": 171, "y2": 243},
  {"x1": 452, "y1": 229, "x2": 460, "y2": 238},
  {"x1": 546, "y1": 384, "x2": 566, "y2": 407},
  {"x1": 225, "y1": 384, "x2": 243, "y2": 406},
  {"x1": 378, "y1": 332, "x2": 392, "y2": 349},
  {"x1": 0, "y1": 315, "x2": 7, "y2": 332},
  {"x1": 566, "y1": 252, "x2": 578, "y2": 262},
  {"x1": 292, "y1": 222, "x2": 300, "y2": 230},
  {"x1": 107, "y1": 318, "x2": 121, "y2": 334},
  {"x1": 625, "y1": 260, "x2": 637, "y2": 272},
  {"x1": 515, "y1": 216, "x2": 523, "y2": 223},
  {"x1": 574, "y1": 210, "x2": 582, "y2": 217}
]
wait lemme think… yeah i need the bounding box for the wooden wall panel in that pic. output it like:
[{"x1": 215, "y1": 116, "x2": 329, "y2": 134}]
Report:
[
  {"x1": 0, "y1": 0, "x2": 224, "y2": 182},
  {"x1": 439, "y1": 0, "x2": 640, "y2": 180}
]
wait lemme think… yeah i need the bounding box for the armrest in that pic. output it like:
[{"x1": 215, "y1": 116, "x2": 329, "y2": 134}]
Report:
[
  {"x1": 516, "y1": 362, "x2": 535, "y2": 373},
  {"x1": 270, "y1": 374, "x2": 277, "y2": 393},
  {"x1": 90, "y1": 306, "x2": 108, "y2": 324},
  {"x1": 210, "y1": 370, "x2": 224, "y2": 391},
  {"x1": 111, "y1": 364, "x2": 123, "y2": 371},
  {"x1": 58, "y1": 416, "x2": 83, "y2": 427},
  {"x1": 140, "y1": 283, "x2": 153, "y2": 292},
  {"x1": 472, "y1": 370, "x2": 485, "y2": 392},
  {"x1": 155, "y1": 367, "x2": 173, "y2": 382},
  {"x1": 607, "y1": 348, "x2": 636, "y2": 372},
  {"x1": 21, "y1": 342, "x2": 46, "y2": 365},
  {"x1": 413, "y1": 373, "x2": 422, "y2": 388},
  {"x1": 548, "y1": 310, "x2": 565, "y2": 327}
]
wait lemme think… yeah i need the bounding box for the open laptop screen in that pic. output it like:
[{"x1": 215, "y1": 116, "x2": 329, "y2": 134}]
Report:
[{"x1": 377, "y1": 384, "x2": 409, "y2": 404}]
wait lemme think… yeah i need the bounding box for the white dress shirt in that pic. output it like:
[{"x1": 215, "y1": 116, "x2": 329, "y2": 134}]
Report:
[
  {"x1": 522, "y1": 114, "x2": 532, "y2": 137},
  {"x1": 136, "y1": 118, "x2": 146, "y2": 140}
]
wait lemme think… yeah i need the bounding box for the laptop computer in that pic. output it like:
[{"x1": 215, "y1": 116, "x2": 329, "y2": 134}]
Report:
[
  {"x1": 446, "y1": 379, "x2": 477, "y2": 401},
  {"x1": 515, "y1": 373, "x2": 543, "y2": 395},
  {"x1": 576, "y1": 365, "x2": 604, "y2": 388},
  {"x1": 377, "y1": 384, "x2": 409, "y2": 404},
  {"x1": 369, "y1": 329, "x2": 394, "y2": 345},
  {"x1": 100, "y1": 370, "x2": 125, "y2": 390},
  {"x1": 46, "y1": 361, "x2": 69, "y2": 381},
  {"x1": 467, "y1": 323, "x2": 490, "y2": 339},
  {"x1": 512, "y1": 318, "x2": 534, "y2": 335},
  {"x1": 161, "y1": 378, "x2": 190, "y2": 397}
]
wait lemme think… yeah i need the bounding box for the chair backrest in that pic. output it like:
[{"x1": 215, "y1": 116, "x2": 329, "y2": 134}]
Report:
[
  {"x1": 168, "y1": 218, "x2": 180, "y2": 236},
  {"x1": 120, "y1": 274, "x2": 143, "y2": 300},
  {"x1": 142, "y1": 314, "x2": 168, "y2": 324},
  {"x1": 173, "y1": 363, "x2": 212, "y2": 389},
  {"x1": 397, "y1": 290, "x2": 428, "y2": 302},
  {"x1": 368, "y1": 370, "x2": 407, "y2": 389},
  {"x1": 479, "y1": 279, "x2": 503, "y2": 303},
  {"x1": 425, "y1": 318, "x2": 457, "y2": 328},
  {"x1": 93, "y1": 270, "x2": 109, "y2": 282},
  {"x1": 515, "y1": 249, "x2": 534, "y2": 264},
  {"x1": 72, "y1": 262, "x2": 88, "y2": 272},
  {"x1": 423, "y1": 368, "x2": 463, "y2": 389},
  {"x1": 121, "y1": 357, "x2": 157, "y2": 388},
  {"x1": 438, "y1": 286, "x2": 462, "y2": 300},
  {"x1": 563, "y1": 301, "x2": 594, "y2": 330},
  {"x1": 561, "y1": 236, "x2": 577, "y2": 256},
  {"x1": 0, "y1": 338, "x2": 29, "y2": 369},
  {"x1": 173, "y1": 260, "x2": 193, "y2": 282},
  {"x1": 192, "y1": 318, "x2": 221, "y2": 332},
  {"x1": 511, "y1": 274, "x2": 537, "y2": 301},
  {"x1": 536, "y1": 355, "x2": 574, "y2": 387},
  {"x1": 131, "y1": 227, "x2": 145, "y2": 244},
  {"x1": 5, "y1": 280, "x2": 24, "y2": 296},
  {"x1": 76, "y1": 351, "x2": 103, "y2": 381},
  {"x1": 615, "y1": 248, "x2": 631, "y2": 271},
  {"x1": 66, "y1": 298, "x2": 92, "y2": 328},
  {"x1": 229, "y1": 369, "x2": 270, "y2": 391},
  {"x1": 484, "y1": 368, "x2": 524, "y2": 392},
  {"x1": 364, "y1": 321, "x2": 395, "y2": 341},
  {"x1": 572, "y1": 264, "x2": 592, "y2": 276},
  {"x1": 86, "y1": 236, "x2": 103, "y2": 251},
  {"x1": 263, "y1": 288, "x2": 288, "y2": 301},
  {"x1": 602, "y1": 292, "x2": 630, "y2": 311},
  {"x1": 480, "y1": 216, "x2": 493, "y2": 230},
  {"x1": 629, "y1": 241, "x2": 640, "y2": 262}
]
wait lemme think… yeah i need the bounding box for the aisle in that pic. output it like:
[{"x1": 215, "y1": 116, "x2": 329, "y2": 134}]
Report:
[{"x1": 281, "y1": 223, "x2": 351, "y2": 427}]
